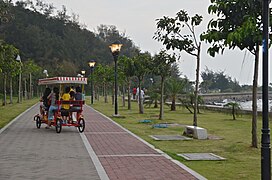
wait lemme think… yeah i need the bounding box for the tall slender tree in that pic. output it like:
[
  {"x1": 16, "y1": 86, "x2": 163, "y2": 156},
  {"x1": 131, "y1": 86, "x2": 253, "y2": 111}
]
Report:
[
  {"x1": 118, "y1": 55, "x2": 135, "y2": 110},
  {"x1": 154, "y1": 9, "x2": 203, "y2": 126},
  {"x1": 200, "y1": 0, "x2": 271, "y2": 148},
  {"x1": 151, "y1": 50, "x2": 176, "y2": 119},
  {"x1": 133, "y1": 52, "x2": 151, "y2": 114}
]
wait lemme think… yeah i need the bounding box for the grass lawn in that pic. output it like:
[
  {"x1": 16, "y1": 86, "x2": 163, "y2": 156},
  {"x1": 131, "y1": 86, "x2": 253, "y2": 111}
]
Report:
[
  {"x1": 90, "y1": 98, "x2": 265, "y2": 180},
  {"x1": 0, "y1": 98, "x2": 39, "y2": 128}
]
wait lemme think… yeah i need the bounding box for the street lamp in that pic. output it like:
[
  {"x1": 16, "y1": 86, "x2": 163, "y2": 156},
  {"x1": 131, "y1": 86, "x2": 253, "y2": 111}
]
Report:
[
  {"x1": 81, "y1": 70, "x2": 86, "y2": 77},
  {"x1": 109, "y1": 41, "x2": 123, "y2": 116},
  {"x1": 88, "y1": 60, "x2": 96, "y2": 104},
  {"x1": 43, "y1": 69, "x2": 48, "y2": 77},
  {"x1": 261, "y1": 0, "x2": 271, "y2": 179},
  {"x1": 16, "y1": 55, "x2": 22, "y2": 103}
]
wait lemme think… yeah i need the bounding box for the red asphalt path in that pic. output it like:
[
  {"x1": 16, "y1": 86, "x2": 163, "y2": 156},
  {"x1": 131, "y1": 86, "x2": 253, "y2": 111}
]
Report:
[{"x1": 83, "y1": 105, "x2": 206, "y2": 180}]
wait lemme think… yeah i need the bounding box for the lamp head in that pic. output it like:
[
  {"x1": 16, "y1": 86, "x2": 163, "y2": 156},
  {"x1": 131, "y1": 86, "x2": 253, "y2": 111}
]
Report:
[
  {"x1": 81, "y1": 70, "x2": 86, "y2": 75},
  {"x1": 16, "y1": 55, "x2": 21, "y2": 62},
  {"x1": 109, "y1": 41, "x2": 123, "y2": 56},
  {"x1": 88, "y1": 60, "x2": 96, "y2": 68},
  {"x1": 43, "y1": 69, "x2": 48, "y2": 77}
]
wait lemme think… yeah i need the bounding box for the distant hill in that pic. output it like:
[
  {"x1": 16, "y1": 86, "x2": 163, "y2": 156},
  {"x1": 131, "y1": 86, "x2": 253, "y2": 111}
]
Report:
[{"x1": 0, "y1": 1, "x2": 139, "y2": 76}]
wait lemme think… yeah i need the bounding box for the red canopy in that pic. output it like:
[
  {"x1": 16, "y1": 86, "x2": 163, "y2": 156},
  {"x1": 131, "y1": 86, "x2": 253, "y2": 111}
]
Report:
[{"x1": 38, "y1": 77, "x2": 87, "y2": 85}]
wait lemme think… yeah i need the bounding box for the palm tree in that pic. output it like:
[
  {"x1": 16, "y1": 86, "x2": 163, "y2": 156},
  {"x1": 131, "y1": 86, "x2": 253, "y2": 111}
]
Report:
[
  {"x1": 165, "y1": 78, "x2": 187, "y2": 111},
  {"x1": 225, "y1": 102, "x2": 240, "y2": 120},
  {"x1": 146, "y1": 84, "x2": 160, "y2": 108}
]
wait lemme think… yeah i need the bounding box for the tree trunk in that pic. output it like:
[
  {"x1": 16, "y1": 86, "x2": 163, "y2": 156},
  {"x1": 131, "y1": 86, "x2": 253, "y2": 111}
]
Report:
[
  {"x1": 122, "y1": 85, "x2": 125, "y2": 107},
  {"x1": 193, "y1": 43, "x2": 201, "y2": 126},
  {"x1": 3, "y1": 73, "x2": 7, "y2": 106},
  {"x1": 96, "y1": 87, "x2": 100, "y2": 101},
  {"x1": 138, "y1": 79, "x2": 144, "y2": 114},
  {"x1": 9, "y1": 76, "x2": 13, "y2": 104},
  {"x1": 112, "y1": 82, "x2": 114, "y2": 105},
  {"x1": 29, "y1": 73, "x2": 32, "y2": 99},
  {"x1": 232, "y1": 105, "x2": 236, "y2": 120},
  {"x1": 128, "y1": 80, "x2": 131, "y2": 110},
  {"x1": 171, "y1": 96, "x2": 176, "y2": 111},
  {"x1": 154, "y1": 100, "x2": 158, "y2": 108},
  {"x1": 24, "y1": 79, "x2": 27, "y2": 100},
  {"x1": 251, "y1": 46, "x2": 259, "y2": 148},
  {"x1": 159, "y1": 76, "x2": 164, "y2": 120},
  {"x1": 104, "y1": 83, "x2": 108, "y2": 103}
]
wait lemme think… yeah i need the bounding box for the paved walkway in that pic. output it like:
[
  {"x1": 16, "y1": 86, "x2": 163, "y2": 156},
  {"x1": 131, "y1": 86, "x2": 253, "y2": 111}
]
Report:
[{"x1": 0, "y1": 104, "x2": 206, "y2": 180}]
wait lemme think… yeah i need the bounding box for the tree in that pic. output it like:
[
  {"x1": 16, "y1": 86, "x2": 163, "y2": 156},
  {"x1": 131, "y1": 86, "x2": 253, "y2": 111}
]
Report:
[
  {"x1": 0, "y1": 0, "x2": 14, "y2": 27},
  {"x1": 146, "y1": 84, "x2": 160, "y2": 108},
  {"x1": 165, "y1": 77, "x2": 188, "y2": 111},
  {"x1": 200, "y1": 0, "x2": 269, "y2": 148},
  {"x1": 0, "y1": 42, "x2": 19, "y2": 105},
  {"x1": 179, "y1": 93, "x2": 204, "y2": 114},
  {"x1": 133, "y1": 52, "x2": 151, "y2": 114},
  {"x1": 200, "y1": 67, "x2": 241, "y2": 93},
  {"x1": 22, "y1": 59, "x2": 42, "y2": 99},
  {"x1": 225, "y1": 102, "x2": 241, "y2": 120},
  {"x1": 154, "y1": 9, "x2": 203, "y2": 126},
  {"x1": 118, "y1": 55, "x2": 135, "y2": 110},
  {"x1": 93, "y1": 64, "x2": 113, "y2": 103},
  {"x1": 151, "y1": 50, "x2": 176, "y2": 119}
]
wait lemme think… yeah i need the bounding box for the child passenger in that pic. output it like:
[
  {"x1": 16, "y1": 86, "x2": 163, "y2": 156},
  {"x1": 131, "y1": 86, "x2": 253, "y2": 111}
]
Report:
[{"x1": 61, "y1": 86, "x2": 71, "y2": 124}]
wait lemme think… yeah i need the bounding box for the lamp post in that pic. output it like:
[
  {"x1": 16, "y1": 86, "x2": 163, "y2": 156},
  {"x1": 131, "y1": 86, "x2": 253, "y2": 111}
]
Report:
[
  {"x1": 261, "y1": 0, "x2": 271, "y2": 179},
  {"x1": 16, "y1": 55, "x2": 22, "y2": 103},
  {"x1": 43, "y1": 69, "x2": 48, "y2": 78},
  {"x1": 89, "y1": 60, "x2": 96, "y2": 104},
  {"x1": 81, "y1": 70, "x2": 86, "y2": 99},
  {"x1": 109, "y1": 41, "x2": 123, "y2": 116}
]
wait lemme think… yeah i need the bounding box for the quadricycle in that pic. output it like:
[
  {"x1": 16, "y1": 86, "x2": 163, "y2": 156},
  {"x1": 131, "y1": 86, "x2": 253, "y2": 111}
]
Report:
[{"x1": 34, "y1": 77, "x2": 87, "y2": 133}]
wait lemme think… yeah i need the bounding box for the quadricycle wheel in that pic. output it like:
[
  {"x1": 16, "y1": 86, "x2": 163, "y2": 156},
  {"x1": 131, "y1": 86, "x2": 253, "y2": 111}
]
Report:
[
  {"x1": 77, "y1": 118, "x2": 85, "y2": 133},
  {"x1": 34, "y1": 115, "x2": 41, "y2": 129},
  {"x1": 55, "y1": 118, "x2": 62, "y2": 133}
]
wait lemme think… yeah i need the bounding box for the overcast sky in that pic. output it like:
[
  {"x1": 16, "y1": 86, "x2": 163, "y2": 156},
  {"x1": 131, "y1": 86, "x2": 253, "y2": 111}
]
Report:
[{"x1": 41, "y1": 0, "x2": 272, "y2": 85}]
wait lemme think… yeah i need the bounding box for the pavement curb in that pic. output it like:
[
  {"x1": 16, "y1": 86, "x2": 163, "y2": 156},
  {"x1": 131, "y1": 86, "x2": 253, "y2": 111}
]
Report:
[{"x1": 80, "y1": 132, "x2": 110, "y2": 180}]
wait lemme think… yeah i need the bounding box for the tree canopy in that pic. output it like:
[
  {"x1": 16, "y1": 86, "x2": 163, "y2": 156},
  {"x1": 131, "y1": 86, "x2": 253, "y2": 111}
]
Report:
[{"x1": 0, "y1": 0, "x2": 139, "y2": 77}]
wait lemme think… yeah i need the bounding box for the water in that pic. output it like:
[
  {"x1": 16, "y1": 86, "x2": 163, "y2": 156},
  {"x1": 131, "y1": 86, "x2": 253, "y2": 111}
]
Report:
[{"x1": 239, "y1": 99, "x2": 272, "y2": 111}]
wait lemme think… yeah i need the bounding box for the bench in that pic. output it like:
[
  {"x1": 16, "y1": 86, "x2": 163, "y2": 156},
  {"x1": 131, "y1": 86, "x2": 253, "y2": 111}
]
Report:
[
  {"x1": 184, "y1": 126, "x2": 208, "y2": 139},
  {"x1": 57, "y1": 100, "x2": 85, "y2": 105},
  {"x1": 55, "y1": 100, "x2": 85, "y2": 113}
]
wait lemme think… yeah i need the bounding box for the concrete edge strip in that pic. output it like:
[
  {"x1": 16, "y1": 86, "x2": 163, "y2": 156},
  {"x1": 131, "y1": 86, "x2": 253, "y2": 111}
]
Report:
[
  {"x1": 149, "y1": 135, "x2": 159, "y2": 140},
  {"x1": 84, "y1": 131, "x2": 128, "y2": 135},
  {"x1": 0, "y1": 103, "x2": 38, "y2": 135},
  {"x1": 97, "y1": 154, "x2": 163, "y2": 157},
  {"x1": 87, "y1": 105, "x2": 207, "y2": 180},
  {"x1": 80, "y1": 132, "x2": 109, "y2": 180}
]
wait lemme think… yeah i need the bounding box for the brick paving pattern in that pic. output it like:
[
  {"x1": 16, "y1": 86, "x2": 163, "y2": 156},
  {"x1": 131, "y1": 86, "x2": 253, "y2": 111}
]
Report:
[{"x1": 83, "y1": 106, "x2": 202, "y2": 180}]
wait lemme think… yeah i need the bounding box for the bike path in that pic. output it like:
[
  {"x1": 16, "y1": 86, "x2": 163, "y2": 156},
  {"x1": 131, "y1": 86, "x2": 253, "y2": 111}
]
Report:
[
  {"x1": 0, "y1": 104, "x2": 100, "y2": 180},
  {"x1": 0, "y1": 103, "x2": 206, "y2": 180}
]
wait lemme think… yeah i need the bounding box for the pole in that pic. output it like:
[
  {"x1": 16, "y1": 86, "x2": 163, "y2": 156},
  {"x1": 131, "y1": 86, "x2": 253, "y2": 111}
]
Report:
[
  {"x1": 91, "y1": 67, "x2": 94, "y2": 104},
  {"x1": 261, "y1": 0, "x2": 271, "y2": 179},
  {"x1": 114, "y1": 55, "x2": 118, "y2": 115}
]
